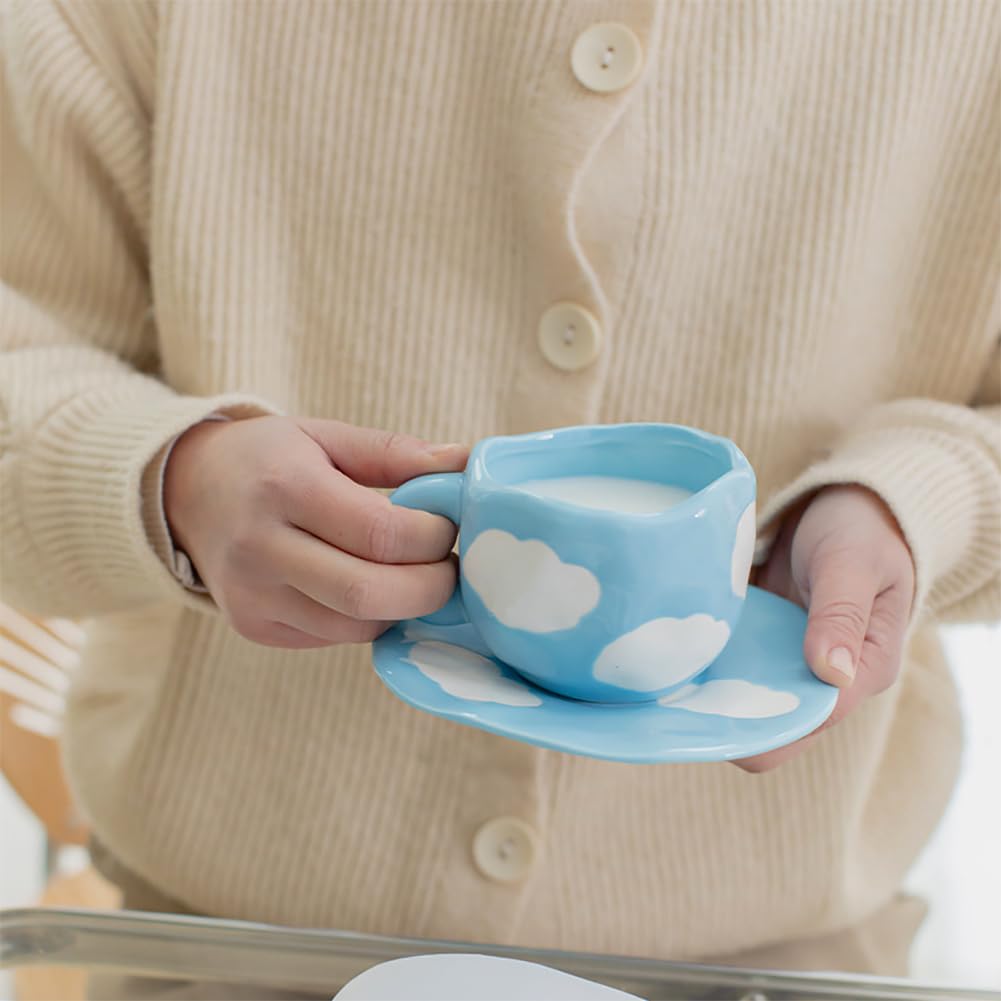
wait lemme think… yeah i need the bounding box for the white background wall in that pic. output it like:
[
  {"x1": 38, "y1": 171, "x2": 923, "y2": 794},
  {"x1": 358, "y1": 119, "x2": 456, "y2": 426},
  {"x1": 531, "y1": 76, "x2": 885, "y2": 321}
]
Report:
[
  {"x1": 905, "y1": 624, "x2": 1001, "y2": 988},
  {"x1": 2, "y1": 625, "x2": 998, "y2": 991}
]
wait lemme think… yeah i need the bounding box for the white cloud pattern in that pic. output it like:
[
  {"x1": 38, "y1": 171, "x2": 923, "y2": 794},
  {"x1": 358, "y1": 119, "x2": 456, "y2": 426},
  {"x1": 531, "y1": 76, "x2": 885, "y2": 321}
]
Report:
[
  {"x1": 731, "y1": 502, "x2": 756, "y2": 597},
  {"x1": 463, "y1": 529, "x2": 600, "y2": 633},
  {"x1": 658, "y1": 678, "x2": 800, "y2": 718},
  {"x1": 406, "y1": 640, "x2": 542, "y2": 707},
  {"x1": 593, "y1": 614, "x2": 731, "y2": 692}
]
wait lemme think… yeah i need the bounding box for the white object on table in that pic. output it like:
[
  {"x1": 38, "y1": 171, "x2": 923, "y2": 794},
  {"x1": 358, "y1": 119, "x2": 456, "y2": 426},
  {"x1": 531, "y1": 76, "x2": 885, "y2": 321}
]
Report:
[{"x1": 334, "y1": 953, "x2": 645, "y2": 1001}]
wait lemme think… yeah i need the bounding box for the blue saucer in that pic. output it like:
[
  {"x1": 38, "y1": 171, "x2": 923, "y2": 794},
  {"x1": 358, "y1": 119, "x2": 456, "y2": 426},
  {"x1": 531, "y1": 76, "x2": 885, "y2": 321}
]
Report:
[{"x1": 372, "y1": 586, "x2": 838, "y2": 764}]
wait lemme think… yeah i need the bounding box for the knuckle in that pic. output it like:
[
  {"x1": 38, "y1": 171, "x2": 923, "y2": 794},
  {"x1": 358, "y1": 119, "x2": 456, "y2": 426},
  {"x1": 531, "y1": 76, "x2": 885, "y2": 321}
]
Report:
[
  {"x1": 225, "y1": 521, "x2": 264, "y2": 568},
  {"x1": 340, "y1": 575, "x2": 376, "y2": 619},
  {"x1": 375, "y1": 429, "x2": 405, "y2": 457},
  {"x1": 256, "y1": 461, "x2": 314, "y2": 513},
  {"x1": 255, "y1": 465, "x2": 289, "y2": 505},
  {"x1": 816, "y1": 599, "x2": 868, "y2": 637},
  {"x1": 228, "y1": 609, "x2": 270, "y2": 644},
  {"x1": 365, "y1": 504, "x2": 400, "y2": 563},
  {"x1": 290, "y1": 470, "x2": 321, "y2": 511}
]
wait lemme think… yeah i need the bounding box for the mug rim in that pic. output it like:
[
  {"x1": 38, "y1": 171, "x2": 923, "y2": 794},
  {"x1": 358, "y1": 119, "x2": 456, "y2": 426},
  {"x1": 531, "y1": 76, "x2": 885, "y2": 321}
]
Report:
[{"x1": 466, "y1": 422, "x2": 754, "y2": 522}]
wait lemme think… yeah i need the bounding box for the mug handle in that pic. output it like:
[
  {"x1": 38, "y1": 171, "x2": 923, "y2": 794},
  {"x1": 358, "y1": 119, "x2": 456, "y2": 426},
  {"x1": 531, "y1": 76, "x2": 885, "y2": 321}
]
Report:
[{"x1": 390, "y1": 472, "x2": 468, "y2": 626}]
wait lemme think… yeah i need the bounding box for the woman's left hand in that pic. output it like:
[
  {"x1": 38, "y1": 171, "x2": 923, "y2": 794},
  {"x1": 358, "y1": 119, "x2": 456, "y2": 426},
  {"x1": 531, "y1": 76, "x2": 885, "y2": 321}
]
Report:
[{"x1": 736, "y1": 484, "x2": 916, "y2": 772}]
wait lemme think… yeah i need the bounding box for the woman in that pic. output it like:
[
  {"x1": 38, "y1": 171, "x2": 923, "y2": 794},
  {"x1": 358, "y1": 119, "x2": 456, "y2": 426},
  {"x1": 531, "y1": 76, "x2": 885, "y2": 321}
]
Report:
[{"x1": 1, "y1": 2, "x2": 997, "y2": 997}]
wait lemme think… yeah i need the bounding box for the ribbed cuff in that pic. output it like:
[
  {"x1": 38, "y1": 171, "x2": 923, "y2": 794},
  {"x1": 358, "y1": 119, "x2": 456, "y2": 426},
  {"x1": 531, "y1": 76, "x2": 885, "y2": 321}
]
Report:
[
  {"x1": 141, "y1": 414, "x2": 233, "y2": 605},
  {"x1": 15, "y1": 383, "x2": 280, "y2": 613},
  {"x1": 758, "y1": 402, "x2": 1001, "y2": 622}
]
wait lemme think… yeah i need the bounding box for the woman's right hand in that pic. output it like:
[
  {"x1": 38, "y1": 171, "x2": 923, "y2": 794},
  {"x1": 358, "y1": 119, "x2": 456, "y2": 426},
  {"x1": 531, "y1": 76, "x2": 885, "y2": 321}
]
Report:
[{"x1": 163, "y1": 417, "x2": 468, "y2": 648}]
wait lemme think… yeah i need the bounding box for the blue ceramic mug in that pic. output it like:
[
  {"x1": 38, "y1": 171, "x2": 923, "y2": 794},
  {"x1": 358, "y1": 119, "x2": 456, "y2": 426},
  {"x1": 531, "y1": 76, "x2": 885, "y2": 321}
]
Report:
[{"x1": 392, "y1": 423, "x2": 756, "y2": 703}]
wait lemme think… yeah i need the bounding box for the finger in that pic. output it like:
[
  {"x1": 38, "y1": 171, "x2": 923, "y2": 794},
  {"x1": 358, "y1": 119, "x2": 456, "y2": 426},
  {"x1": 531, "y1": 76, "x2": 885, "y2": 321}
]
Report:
[
  {"x1": 849, "y1": 583, "x2": 910, "y2": 701},
  {"x1": 274, "y1": 587, "x2": 389, "y2": 644},
  {"x1": 284, "y1": 465, "x2": 458, "y2": 564},
  {"x1": 753, "y1": 534, "x2": 798, "y2": 605},
  {"x1": 734, "y1": 731, "x2": 822, "y2": 773},
  {"x1": 736, "y1": 585, "x2": 911, "y2": 773},
  {"x1": 752, "y1": 497, "x2": 807, "y2": 603},
  {"x1": 249, "y1": 621, "x2": 344, "y2": 650},
  {"x1": 284, "y1": 527, "x2": 457, "y2": 620},
  {"x1": 296, "y1": 419, "x2": 468, "y2": 488},
  {"x1": 735, "y1": 680, "x2": 859, "y2": 773},
  {"x1": 801, "y1": 551, "x2": 879, "y2": 689},
  {"x1": 224, "y1": 607, "x2": 336, "y2": 650}
]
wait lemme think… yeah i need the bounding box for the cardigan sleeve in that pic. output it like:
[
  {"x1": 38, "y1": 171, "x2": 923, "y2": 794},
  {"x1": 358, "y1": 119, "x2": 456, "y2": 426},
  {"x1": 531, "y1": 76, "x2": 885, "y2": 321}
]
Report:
[
  {"x1": 758, "y1": 341, "x2": 1001, "y2": 624},
  {"x1": 0, "y1": 1, "x2": 277, "y2": 617}
]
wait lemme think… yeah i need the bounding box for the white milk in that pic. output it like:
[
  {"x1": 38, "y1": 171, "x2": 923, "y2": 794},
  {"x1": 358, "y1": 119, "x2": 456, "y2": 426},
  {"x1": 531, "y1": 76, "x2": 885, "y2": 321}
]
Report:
[{"x1": 516, "y1": 475, "x2": 693, "y2": 514}]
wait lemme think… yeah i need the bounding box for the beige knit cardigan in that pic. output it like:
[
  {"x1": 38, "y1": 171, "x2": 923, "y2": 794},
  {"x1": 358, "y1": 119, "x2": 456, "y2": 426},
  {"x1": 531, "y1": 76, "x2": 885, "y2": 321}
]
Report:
[{"x1": 1, "y1": 0, "x2": 998, "y2": 965}]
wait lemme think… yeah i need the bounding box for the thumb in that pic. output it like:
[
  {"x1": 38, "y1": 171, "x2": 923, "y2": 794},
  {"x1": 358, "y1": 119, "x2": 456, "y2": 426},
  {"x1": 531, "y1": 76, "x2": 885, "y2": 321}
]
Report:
[
  {"x1": 297, "y1": 419, "x2": 468, "y2": 487},
  {"x1": 801, "y1": 552, "x2": 878, "y2": 689}
]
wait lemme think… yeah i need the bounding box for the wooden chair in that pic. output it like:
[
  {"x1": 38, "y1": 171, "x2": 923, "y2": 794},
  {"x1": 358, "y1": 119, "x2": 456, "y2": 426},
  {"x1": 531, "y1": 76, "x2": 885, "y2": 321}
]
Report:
[
  {"x1": 0, "y1": 604, "x2": 87, "y2": 845},
  {"x1": 0, "y1": 603, "x2": 119, "y2": 1000}
]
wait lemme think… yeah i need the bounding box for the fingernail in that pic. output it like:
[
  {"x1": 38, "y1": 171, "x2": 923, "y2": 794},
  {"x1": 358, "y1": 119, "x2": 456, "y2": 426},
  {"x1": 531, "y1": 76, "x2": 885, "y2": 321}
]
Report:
[
  {"x1": 426, "y1": 442, "x2": 465, "y2": 456},
  {"x1": 826, "y1": 646, "x2": 856, "y2": 681}
]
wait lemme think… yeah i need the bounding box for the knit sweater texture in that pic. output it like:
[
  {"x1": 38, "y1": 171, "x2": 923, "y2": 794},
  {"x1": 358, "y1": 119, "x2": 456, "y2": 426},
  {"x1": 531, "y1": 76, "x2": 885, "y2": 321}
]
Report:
[{"x1": 1, "y1": 0, "x2": 998, "y2": 962}]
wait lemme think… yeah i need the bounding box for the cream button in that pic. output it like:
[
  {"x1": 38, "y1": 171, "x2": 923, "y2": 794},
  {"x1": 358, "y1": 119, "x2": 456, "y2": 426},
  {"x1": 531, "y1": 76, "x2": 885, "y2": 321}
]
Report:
[
  {"x1": 472, "y1": 817, "x2": 539, "y2": 883},
  {"x1": 571, "y1": 23, "x2": 643, "y2": 94},
  {"x1": 538, "y1": 301, "x2": 602, "y2": 372}
]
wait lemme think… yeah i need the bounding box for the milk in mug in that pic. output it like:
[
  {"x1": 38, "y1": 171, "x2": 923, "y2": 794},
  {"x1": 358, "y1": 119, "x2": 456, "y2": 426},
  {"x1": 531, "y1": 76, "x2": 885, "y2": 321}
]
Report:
[{"x1": 515, "y1": 475, "x2": 693, "y2": 514}]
